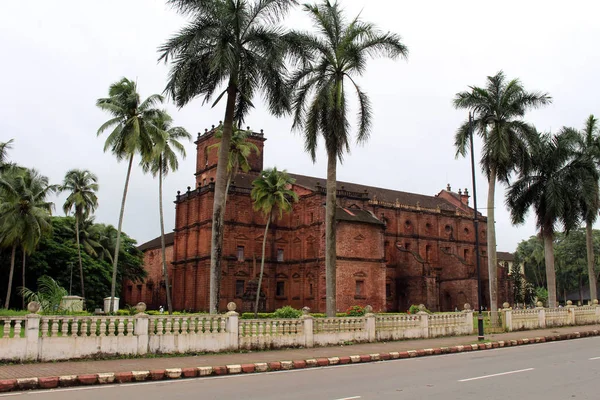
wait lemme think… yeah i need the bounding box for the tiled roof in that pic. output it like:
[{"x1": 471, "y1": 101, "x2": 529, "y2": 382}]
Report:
[
  {"x1": 230, "y1": 172, "x2": 459, "y2": 211},
  {"x1": 137, "y1": 232, "x2": 175, "y2": 252},
  {"x1": 336, "y1": 207, "x2": 385, "y2": 226},
  {"x1": 497, "y1": 251, "x2": 515, "y2": 261}
]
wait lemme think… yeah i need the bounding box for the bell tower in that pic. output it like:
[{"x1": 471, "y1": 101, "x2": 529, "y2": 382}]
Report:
[{"x1": 194, "y1": 126, "x2": 266, "y2": 188}]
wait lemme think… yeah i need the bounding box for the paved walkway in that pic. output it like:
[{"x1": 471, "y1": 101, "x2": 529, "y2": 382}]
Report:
[{"x1": 1, "y1": 324, "x2": 599, "y2": 379}]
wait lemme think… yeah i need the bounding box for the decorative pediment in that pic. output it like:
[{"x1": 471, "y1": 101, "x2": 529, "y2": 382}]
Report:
[
  {"x1": 275, "y1": 237, "x2": 289, "y2": 244},
  {"x1": 234, "y1": 270, "x2": 249, "y2": 277},
  {"x1": 306, "y1": 235, "x2": 315, "y2": 242},
  {"x1": 234, "y1": 234, "x2": 249, "y2": 240},
  {"x1": 276, "y1": 273, "x2": 288, "y2": 279},
  {"x1": 293, "y1": 237, "x2": 301, "y2": 243},
  {"x1": 254, "y1": 235, "x2": 264, "y2": 241},
  {"x1": 306, "y1": 272, "x2": 315, "y2": 279},
  {"x1": 353, "y1": 271, "x2": 367, "y2": 278},
  {"x1": 292, "y1": 273, "x2": 301, "y2": 279},
  {"x1": 354, "y1": 234, "x2": 365, "y2": 241}
]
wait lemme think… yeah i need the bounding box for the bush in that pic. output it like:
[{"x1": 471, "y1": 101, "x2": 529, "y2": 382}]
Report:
[
  {"x1": 345, "y1": 305, "x2": 366, "y2": 316},
  {"x1": 408, "y1": 304, "x2": 431, "y2": 314},
  {"x1": 272, "y1": 306, "x2": 302, "y2": 319}
]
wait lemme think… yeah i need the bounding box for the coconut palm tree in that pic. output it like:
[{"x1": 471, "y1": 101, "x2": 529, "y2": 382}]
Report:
[
  {"x1": 0, "y1": 139, "x2": 14, "y2": 173},
  {"x1": 563, "y1": 115, "x2": 600, "y2": 302},
  {"x1": 507, "y1": 130, "x2": 598, "y2": 307},
  {"x1": 454, "y1": 71, "x2": 551, "y2": 314},
  {"x1": 96, "y1": 77, "x2": 164, "y2": 313},
  {"x1": 289, "y1": 0, "x2": 408, "y2": 316},
  {"x1": 142, "y1": 111, "x2": 191, "y2": 314},
  {"x1": 251, "y1": 167, "x2": 298, "y2": 317},
  {"x1": 0, "y1": 168, "x2": 56, "y2": 309},
  {"x1": 61, "y1": 169, "x2": 99, "y2": 303},
  {"x1": 159, "y1": 0, "x2": 300, "y2": 313}
]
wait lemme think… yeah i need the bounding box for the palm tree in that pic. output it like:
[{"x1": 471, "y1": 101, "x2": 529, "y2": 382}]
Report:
[
  {"x1": 507, "y1": 130, "x2": 598, "y2": 307},
  {"x1": 96, "y1": 77, "x2": 164, "y2": 313},
  {"x1": 61, "y1": 169, "x2": 99, "y2": 302},
  {"x1": 0, "y1": 139, "x2": 14, "y2": 173},
  {"x1": 142, "y1": 111, "x2": 191, "y2": 314},
  {"x1": 454, "y1": 71, "x2": 551, "y2": 314},
  {"x1": 289, "y1": 0, "x2": 408, "y2": 316},
  {"x1": 251, "y1": 167, "x2": 298, "y2": 317},
  {"x1": 0, "y1": 168, "x2": 56, "y2": 309},
  {"x1": 159, "y1": 0, "x2": 300, "y2": 313},
  {"x1": 564, "y1": 115, "x2": 600, "y2": 302}
]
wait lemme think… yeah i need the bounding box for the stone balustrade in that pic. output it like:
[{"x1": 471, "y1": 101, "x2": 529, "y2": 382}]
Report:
[
  {"x1": 502, "y1": 301, "x2": 600, "y2": 331},
  {"x1": 7, "y1": 300, "x2": 598, "y2": 362}
]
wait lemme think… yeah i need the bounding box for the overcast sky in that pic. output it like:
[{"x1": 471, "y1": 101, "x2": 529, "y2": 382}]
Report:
[{"x1": 2, "y1": 0, "x2": 600, "y2": 253}]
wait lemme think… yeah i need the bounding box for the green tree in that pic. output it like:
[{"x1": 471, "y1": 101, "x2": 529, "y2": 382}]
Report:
[
  {"x1": 61, "y1": 169, "x2": 99, "y2": 303},
  {"x1": 0, "y1": 168, "x2": 57, "y2": 309},
  {"x1": 514, "y1": 235, "x2": 546, "y2": 288},
  {"x1": 454, "y1": 71, "x2": 551, "y2": 314},
  {"x1": 96, "y1": 77, "x2": 163, "y2": 313},
  {"x1": 507, "y1": 131, "x2": 598, "y2": 307},
  {"x1": 564, "y1": 115, "x2": 600, "y2": 301},
  {"x1": 250, "y1": 167, "x2": 298, "y2": 317},
  {"x1": 159, "y1": 0, "x2": 299, "y2": 313},
  {"x1": 289, "y1": 0, "x2": 407, "y2": 316},
  {"x1": 142, "y1": 111, "x2": 191, "y2": 314},
  {"x1": 0, "y1": 139, "x2": 14, "y2": 173}
]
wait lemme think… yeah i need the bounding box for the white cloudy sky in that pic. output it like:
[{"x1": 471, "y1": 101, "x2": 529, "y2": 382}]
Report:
[{"x1": 2, "y1": 0, "x2": 600, "y2": 253}]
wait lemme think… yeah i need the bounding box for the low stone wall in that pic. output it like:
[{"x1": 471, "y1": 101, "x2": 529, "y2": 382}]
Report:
[
  {"x1": 502, "y1": 302, "x2": 600, "y2": 331},
  {"x1": 0, "y1": 303, "x2": 477, "y2": 362}
]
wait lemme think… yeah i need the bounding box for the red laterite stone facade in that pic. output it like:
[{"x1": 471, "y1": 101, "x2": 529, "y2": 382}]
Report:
[{"x1": 124, "y1": 128, "x2": 512, "y2": 313}]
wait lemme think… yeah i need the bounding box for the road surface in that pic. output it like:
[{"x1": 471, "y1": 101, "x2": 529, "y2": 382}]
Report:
[{"x1": 3, "y1": 337, "x2": 599, "y2": 399}]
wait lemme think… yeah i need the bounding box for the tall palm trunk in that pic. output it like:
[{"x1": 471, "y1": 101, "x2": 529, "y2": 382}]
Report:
[
  {"x1": 75, "y1": 213, "x2": 86, "y2": 302},
  {"x1": 21, "y1": 252, "x2": 26, "y2": 309},
  {"x1": 159, "y1": 158, "x2": 173, "y2": 314},
  {"x1": 543, "y1": 230, "x2": 557, "y2": 307},
  {"x1": 325, "y1": 153, "x2": 337, "y2": 317},
  {"x1": 486, "y1": 167, "x2": 498, "y2": 319},
  {"x1": 109, "y1": 153, "x2": 134, "y2": 313},
  {"x1": 586, "y1": 221, "x2": 597, "y2": 301},
  {"x1": 4, "y1": 244, "x2": 16, "y2": 309},
  {"x1": 209, "y1": 83, "x2": 236, "y2": 314},
  {"x1": 254, "y1": 215, "x2": 271, "y2": 317}
]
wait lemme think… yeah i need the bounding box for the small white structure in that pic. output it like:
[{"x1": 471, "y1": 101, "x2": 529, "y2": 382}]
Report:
[
  {"x1": 60, "y1": 296, "x2": 84, "y2": 312},
  {"x1": 103, "y1": 297, "x2": 119, "y2": 313}
]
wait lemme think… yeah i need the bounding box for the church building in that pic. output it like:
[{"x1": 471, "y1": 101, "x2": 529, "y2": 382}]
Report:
[{"x1": 124, "y1": 127, "x2": 511, "y2": 313}]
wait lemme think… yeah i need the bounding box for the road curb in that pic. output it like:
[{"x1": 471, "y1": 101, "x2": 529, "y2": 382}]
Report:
[{"x1": 1, "y1": 329, "x2": 598, "y2": 393}]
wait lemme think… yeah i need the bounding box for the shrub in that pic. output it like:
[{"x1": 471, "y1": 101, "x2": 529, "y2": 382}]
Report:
[
  {"x1": 272, "y1": 306, "x2": 302, "y2": 319},
  {"x1": 408, "y1": 304, "x2": 431, "y2": 314},
  {"x1": 345, "y1": 305, "x2": 366, "y2": 316}
]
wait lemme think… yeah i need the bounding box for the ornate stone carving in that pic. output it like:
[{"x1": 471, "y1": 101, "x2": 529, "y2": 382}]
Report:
[
  {"x1": 135, "y1": 302, "x2": 147, "y2": 313},
  {"x1": 227, "y1": 302, "x2": 237, "y2": 312},
  {"x1": 27, "y1": 301, "x2": 41, "y2": 314}
]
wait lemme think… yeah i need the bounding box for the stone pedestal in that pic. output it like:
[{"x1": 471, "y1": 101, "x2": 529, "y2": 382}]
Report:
[{"x1": 60, "y1": 296, "x2": 84, "y2": 312}]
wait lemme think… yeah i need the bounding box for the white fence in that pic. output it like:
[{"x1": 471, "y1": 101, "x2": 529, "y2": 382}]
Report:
[
  {"x1": 0, "y1": 305, "x2": 475, "y2": 362},
  {"x1": 503, "y1": 304, "x2": 600, "y2": 331}
]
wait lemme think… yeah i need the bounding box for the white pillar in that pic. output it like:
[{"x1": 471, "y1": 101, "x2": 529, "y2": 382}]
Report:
[
  {"x1": 134, "y1": 313, "x2": 149, "y2": 355},
  {"x1": 418, "y1": 311, "x2": 429, "y2": 338},
  {"x1": 25, "y1": 314, "x2": 40, "y2": 361},
  {"x1": 502, "y1": 309, "x2": 512, "y2": 332},
  {"x1": 537, "y1": 307, "x2": 546, "y2": 329},
  {"x1": 225, "y1": 302, "x2": 239, "y2": 350}
]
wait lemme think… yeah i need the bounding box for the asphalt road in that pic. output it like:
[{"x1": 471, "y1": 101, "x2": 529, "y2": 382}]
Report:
[{"x1": 3, "y1": 337, "x2": 600, "y2": 400}]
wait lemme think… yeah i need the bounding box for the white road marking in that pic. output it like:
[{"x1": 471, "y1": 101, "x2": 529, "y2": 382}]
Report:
[
  {"x1": 459, "y1": 368, "x2": 534, "y2": 382},
  {"x1": 333, "y1": 397, "x2": 361, "y2": 400},
  {"x1": 589, "y1": 356, "x2": 600, "y2": 360}
]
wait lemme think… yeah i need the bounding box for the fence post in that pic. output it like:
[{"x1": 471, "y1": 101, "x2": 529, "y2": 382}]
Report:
[
  {"x1": 418, "y1": 312, "x2": 429, "y2": 338},
  {"x1": 594, "y1": 300, "x2": 600, "y2": 323},
  {"x1": 566, "y1": 300, "x2": 576, "y2": 325},
  {"x1": 226, "y1": 302, "x2": 239, "y2": 350},
  {"x1": 535, "y1": 302, "x2": 546, "y2": 329},
  {"x1": 364, "y1": 305, "x2": 376, "y2": 342},
  {"x1": 25, "y1": 302, "x2": 41, "y2": 361},
  {"x1": 463, "y1": 309, "x2": 474, "y2": 334},
  {"x1": 502, "y1": 307, "x2": 512, "y2": 332},
  {"x1": 134, "y1": 303, "x2": 149, "y2": 355},
  {"x1": 301, "y1": 307, "x2": 314, "y2": 348}
]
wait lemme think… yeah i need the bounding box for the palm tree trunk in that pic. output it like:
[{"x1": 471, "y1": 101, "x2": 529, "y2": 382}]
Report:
[
  {"x1": 254, "y1": 216, "x2": 271, "y2": 317},
  {"x1": 75, "y1": 213, "x2": 86, "y2": 303},
  {"x1": 486, "y1": 167, "x2": 498, "y2": 320},
  {"x1": 109, "y1": 153, "x2": 134, "y2": 313},
  {"x1": 4, "y1": 244, "x2": 16, "y2": 309},
  {"x1": 543, "y1": 231, "x2": 557, "y2": 307},
  {"x1": 209, "y1": 83, "x2": 236, "y2": 314},
  {"x1": 326, "y1": 153, "x2": 337, "y2": 317},
  {"x1": 586, "y1": 221, "x2": 597, "y2": 301},
  {"x1": 159, "y1": 160, "x2": 173, "y2": 315},
  {"x1": 21, "y1": 252, "x2": 26, "y2": 310}
]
